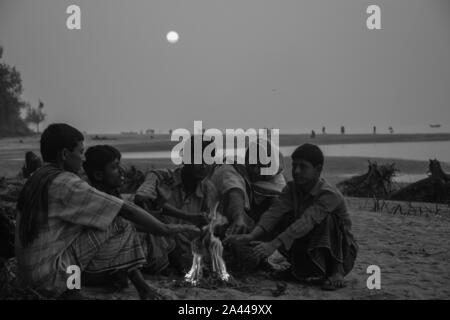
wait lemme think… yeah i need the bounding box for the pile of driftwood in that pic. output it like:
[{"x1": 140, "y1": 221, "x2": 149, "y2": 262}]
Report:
[
  {"x1": 389, "y1": 159, "x2": 450, "y2": 204},
  {"x1": 337, "y1": 161, "x2": 399, "y2": 198},
  {"x1": 337, "y1": 159, "x2": 450, "y2": 204}
]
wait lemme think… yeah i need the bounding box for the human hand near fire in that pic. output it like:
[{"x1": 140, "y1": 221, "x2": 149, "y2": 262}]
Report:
[
  {"x1": 226, "y1": 216, "x2": 250, "y2": 236},
  {"x1": 168, "y1": 224, "x2": 202, "y2": 237},
  {"x1": 224, "y1": 225, "x2": 265, "y2": 245},
  {"x1": 251, "y1": 240, "x2": 282, "y2": 259},
  {"x1": 187, "y1": 212, "x2": 210, "y2": 228},
  {"x1": 224, "y1": 233, "x2": 253, "y2": 245}
]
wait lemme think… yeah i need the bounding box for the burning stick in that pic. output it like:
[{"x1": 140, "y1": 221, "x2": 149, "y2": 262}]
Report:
[{"x1": 184, "y1": 203, "x2": 231, "y2": 285}]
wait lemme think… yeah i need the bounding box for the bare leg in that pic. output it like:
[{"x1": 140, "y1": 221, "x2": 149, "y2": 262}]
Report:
[
  {"x1": 127, "y1": 268, "x2": 175, "y2": 300},
  {"x1": 322, "y1": 261, "x2": 346, "y2": 290}
]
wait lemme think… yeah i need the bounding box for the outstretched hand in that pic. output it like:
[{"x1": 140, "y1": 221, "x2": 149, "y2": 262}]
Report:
[
  {"x1": 251, "y1": 241, "x2": 277, "y2": 259},
  {"x1": 188, "y1": 212, "x2": 210, "y2": 227},
  {"x1": 224, "y1": 233, "x2": 253, "y2": 245},
  {"x1": 169, "y1": 224, "x2": 202, "y2": 237},
  {"x1": 226, "y1": 217, "x2": 249, "y2": 236}
]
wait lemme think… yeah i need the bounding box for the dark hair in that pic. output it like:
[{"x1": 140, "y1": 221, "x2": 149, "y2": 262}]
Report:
[
  {"x1": 40, "y1": 123, "x2": 84, "y2": 162},
  {"x1": 83, "y1": 145, "x2": 121, "y2": 182},
  {"x1": 291, "y1": 143, "x2": 324, "y2": 168},
  {"x1": 184, "y1": 134, "x2": 215, "y2": 164}
]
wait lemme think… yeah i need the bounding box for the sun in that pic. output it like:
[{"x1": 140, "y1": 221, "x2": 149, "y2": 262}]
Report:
[{"x1": 166, "y1": 31, "x2": 179, "y2": 44}]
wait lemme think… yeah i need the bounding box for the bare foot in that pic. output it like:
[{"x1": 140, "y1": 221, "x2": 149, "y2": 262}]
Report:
[
  {"x1": 321, "y1": 262, "x2": 347, "y2": 291},
  {"x1": 128, "y1": 268, "x2": 176, "y2": 300},
  {"x1": 321, "y1": 273, "x2": 347, "y2": 291},
  {"x1": 138, "y1": 284, "x2": 176, "y2": 300}
]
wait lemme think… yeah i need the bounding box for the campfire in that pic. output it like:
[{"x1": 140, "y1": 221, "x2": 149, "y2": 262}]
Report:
[{"x1": 184, "y1": 203, "x2": 231, "y2": 286}]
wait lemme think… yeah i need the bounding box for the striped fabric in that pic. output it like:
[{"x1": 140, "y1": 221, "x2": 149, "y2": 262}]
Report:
[
  {"x1": 136, "y1": 168, "x2": 217, "y2": 269},
  {"x1": 136, "y1": 168, "x2": 218, "y2": 220},
  {"x1": 137, "y1": 232, "x2": 176, "y2": 274},
  {"x1": 121, "y1": 194, "x2": 176, "y2": 274},
  {"x1": 210, "y1": 165, "x2": 252, "y2": 210},
  {"x1": 15, "y1": 171, "x2": 145, "y2": 297},
  {"x1": 66, "y1": 216, "x2": 145, "y2": 274}
]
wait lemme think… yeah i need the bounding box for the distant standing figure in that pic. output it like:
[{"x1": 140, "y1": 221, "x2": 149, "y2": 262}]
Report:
[
  {"x1": 389, "y1": 127, "x2": 394, "y2": 134},
  {"x1": 310, "y1": 130, "x2": 316, "y2": 139},
  {"x1": 373, "y1": 126, "x2": 376, "y2": 135},
  {"x1": 322, "y1": 127, "x2": 326, "y2": 135},
  {"x1": 340, "y1": 126, "x2": 345, "y2": 135}
]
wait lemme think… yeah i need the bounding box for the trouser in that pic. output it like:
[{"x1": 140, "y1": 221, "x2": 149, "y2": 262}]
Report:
[
  {"x1": 66, "y1": 217, "x2": 146, "y2": 286},
  {"x1": 277, "y1": 214, "x2": 358, "y2": 279}
]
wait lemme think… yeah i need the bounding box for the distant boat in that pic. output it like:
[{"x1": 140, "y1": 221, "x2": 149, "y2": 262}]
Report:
[{"x1": 429, "y1": 124, "x2": 441, "y2": 128}]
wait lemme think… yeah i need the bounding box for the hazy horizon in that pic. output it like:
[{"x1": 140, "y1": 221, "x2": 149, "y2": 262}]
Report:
[{"x1": 1, "y1": 0, "x2": 449, "y2": 134}]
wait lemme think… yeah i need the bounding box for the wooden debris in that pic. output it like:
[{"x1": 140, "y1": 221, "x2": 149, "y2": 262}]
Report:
[
  {"x1": 389, "y1": 159, "x2": 450, "y2": 204},
  {"x1": 337, "y1": 161, "x2": 398, "y2": 198}
]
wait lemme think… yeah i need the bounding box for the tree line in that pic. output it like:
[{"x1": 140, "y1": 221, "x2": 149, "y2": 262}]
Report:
[{"x1": 0, "y1": 46, "x2": 46, "y2": 137}]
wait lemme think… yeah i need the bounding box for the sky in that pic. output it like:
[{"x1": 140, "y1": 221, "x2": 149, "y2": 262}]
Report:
[{"x1": 0, "y1": 0, "x2": 449, "y2": 134}]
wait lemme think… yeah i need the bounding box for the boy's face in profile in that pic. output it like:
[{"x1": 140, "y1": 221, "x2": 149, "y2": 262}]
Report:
[
  {"x1": 63, "y1": 141, "x2": 84, "y2": 174},
  {"x1": 292, "y1": 159, "x2": 322, "y2": 186},
  {"x1": 100, "y1": 158, "x2": 124, "y2": 189}
]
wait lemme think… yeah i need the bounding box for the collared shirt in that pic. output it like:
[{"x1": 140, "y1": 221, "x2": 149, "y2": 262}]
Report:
[
  {"x1": 135, "y1": 168, "x2": 218, "y2": 266},
  {"x1": 15, "y1": 171, "x2": 124, "y2": 297},
  {"x1": 135, "y1": 167, "x2": 218, "y2": 222},
  {"x1": 210, "y1": 165, "x2": 252, "y2": 211},
  {"x1": 257, "y1": 178, "x2": 352, "y2": 251}
]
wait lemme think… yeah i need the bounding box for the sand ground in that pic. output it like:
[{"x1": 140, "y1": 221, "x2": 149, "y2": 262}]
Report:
[
  {"x1": 81, "y1": 198, "x2": 450, "y2": 300},
  {"x1": 1, "y1": 134, "x2": 449, "y2": 300}
]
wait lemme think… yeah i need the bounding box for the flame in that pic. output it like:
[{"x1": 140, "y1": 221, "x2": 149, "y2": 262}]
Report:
[
  {"x1": 184, "y1": 203, "x2": 231, "y2": 285},
  {"x1": 184, "y1": 253, "x2": 203, "y2": 286}
]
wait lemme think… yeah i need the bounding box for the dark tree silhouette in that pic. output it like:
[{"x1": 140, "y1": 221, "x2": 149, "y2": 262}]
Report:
[
  {"x1": 0, "y1": 46, "x2": 31, "y2": 137},
  {"x1": 25, "y1": 100, "x2": 46, "y2": 133}
]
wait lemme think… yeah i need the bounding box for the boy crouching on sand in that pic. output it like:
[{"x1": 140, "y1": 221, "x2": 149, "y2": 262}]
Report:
[{"x1": 228, "y1": 144, "x2": 358, "y2": 290}]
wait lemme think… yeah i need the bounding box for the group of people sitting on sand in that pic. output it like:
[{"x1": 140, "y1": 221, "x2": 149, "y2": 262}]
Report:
[{"x1": 15, "y1": 123, "x2": 358, "y2": 299}]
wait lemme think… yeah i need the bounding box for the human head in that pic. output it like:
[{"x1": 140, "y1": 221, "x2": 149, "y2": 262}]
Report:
[
  {"x1": 182, "y1": 135, "x2": 214, "y2": 183},
  {"x1": 40, "y1": 123, "x2": 84, "y2": 173},
  {"x1": 291, "y1": 143, "x2": 324, "y2": 186},
  {"x1": 83, "y1": 145, "x2": 124, "y2": 189},
  {"x1": 245, "y1": 139, "x2": 282, "y2": 182}
]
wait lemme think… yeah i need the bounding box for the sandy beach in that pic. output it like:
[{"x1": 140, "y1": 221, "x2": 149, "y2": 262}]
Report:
[
  {"x1": 1, "y1": 133, "x2": 450, "y2": 300},
  {"x1": 79, "y1": 198, "x2": 450, "y2": 300},
  {"x1": 2, "y1": 0, "x2": 450, "y2": 302}
]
